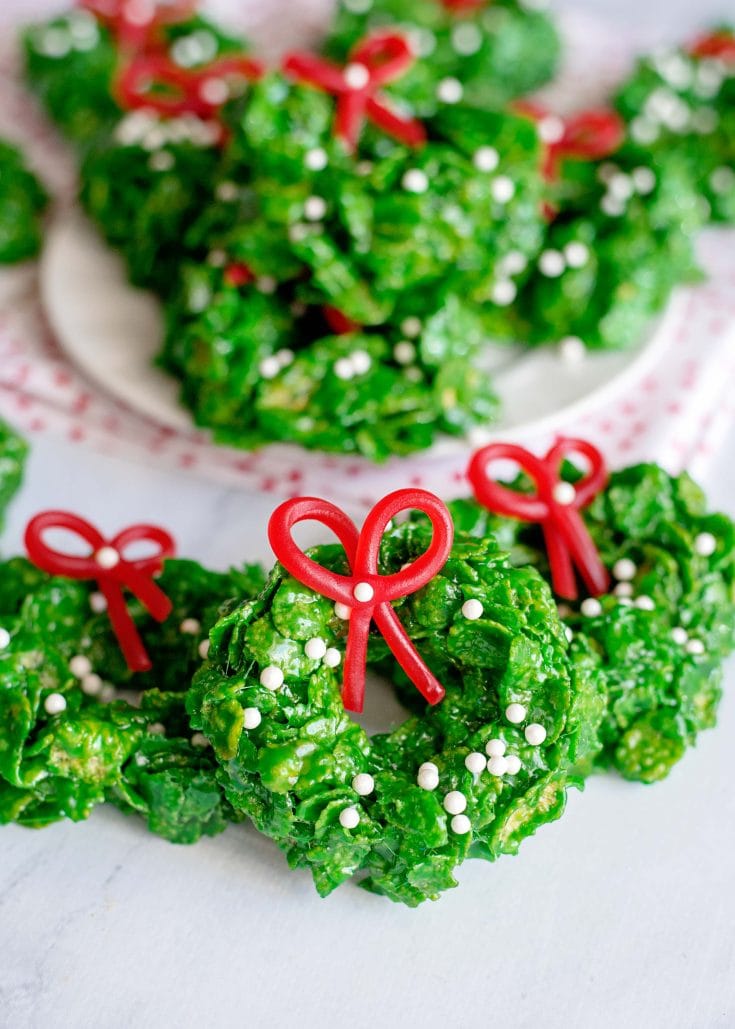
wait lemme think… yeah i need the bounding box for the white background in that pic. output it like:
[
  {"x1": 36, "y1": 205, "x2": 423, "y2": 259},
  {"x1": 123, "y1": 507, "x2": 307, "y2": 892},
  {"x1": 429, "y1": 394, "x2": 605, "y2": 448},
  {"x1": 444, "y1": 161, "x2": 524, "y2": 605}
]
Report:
[{"x1": 2, "y1": 2, "x2": 735, "y2": 1028}]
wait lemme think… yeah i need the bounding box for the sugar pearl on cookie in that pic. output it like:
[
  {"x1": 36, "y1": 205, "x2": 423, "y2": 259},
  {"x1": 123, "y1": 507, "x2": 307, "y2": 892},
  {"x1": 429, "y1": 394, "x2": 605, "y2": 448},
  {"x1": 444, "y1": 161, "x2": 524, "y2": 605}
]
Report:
[
  {"x1": 443, "y1": 791, "x2": 467, "y2": 815},
  {"x1": 580, "y1": 598, "x2": 602, "y2": 618},
  {"x1": 505, "y1": 755, "x2": 522, "y2": 775},
  {"x1": 305, "y1": 147, "x2": 328, "y2": 171},
  {"x1": 198, "y1": 639, "x2": 210, "y2": 659},
  {"x1": 44, "y1": 693, "x2": 67, "y2": 715},
  {"x1": 539, "y1": 249, "x2": 566, "y2": 277},
  {"x1": 695, "y1": 532, "x2": 717, "y2": 557},
  {"x1": 243, "y1": 707, "x2": 262, "y2": 730},
  {"x1": 485, "y1": 739, "x2": 506, "y2": 758},
  {"x1": 487, "y1": 756, "x2": 509, "y2": 777},
  {"x1": 0, "y1": 628, "x2": 10, "y2": 650},
  {"x1": 525, "y1": 723, "x2": 547, "y2": 746},
  {"x1": 402, "y1": 169, "x2": 429, "y2": 194},
  {"x1": 260, "y1": 665, "x2": 284, "y2": 691},
  {"x1": 451, "y1": 814, "x2": 471, "y2": 835},
  {"x1": 353, "y1": 582, "x2": 374, "y2": 603},
  {"x1": 465, "y1": 752, "x2": 487, "y2": 774},
  {"x1": 70, "y1": 655, "x2": 92, "y2": 679},
  {"x1": 352, "y1": 773, "x2": 375, "y2": 796},
  {"x1": 339, "y1": 806, "x2": 360, "y2": 829},
  {"x1": 180, "y1": 618, "x2": 201, "y2": 635},
  {"x1": 505, "y1": 703, "x2": 527, "y2": 725},
  {"x1": 417, "y1": 762, "x2": 439, "y2": 790},
  {"x1": 553, "y1": 482, "x2": 576, "y2": 506},
  {"x1": 462, "y1": 599, "x2": 483, "y2": 620},
  {"x1": 473, "y1": 146, "x2": 499, "y2": 172},
  {"x1": 613, "y1": 558, "x2": 637, "y2": 581},
  {"x1": 671, "y1": 627, "x2": 689, "y2": 645},
  {"x1": 305, "y1": 637, "x2": 327, "y2": 660},
  {"x1": 686, "y1": 639, "x2": 705, "y2": 656},
  {"x1": 323, "y1": 648, "x2": 341, "y2": 668},
  {"x1": 491, "y1": 176, "x2": 516, "y2": 204}
]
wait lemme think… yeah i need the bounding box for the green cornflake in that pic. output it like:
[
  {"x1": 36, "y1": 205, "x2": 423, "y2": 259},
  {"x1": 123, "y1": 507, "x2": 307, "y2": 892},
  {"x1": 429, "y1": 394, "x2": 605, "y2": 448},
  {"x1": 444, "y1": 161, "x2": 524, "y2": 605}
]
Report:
[
  {"x1": 0, "y1": 421, "x2": 28, "y2": 533},
  {"x1": 324, "y1": 0, "x2": 561, "y2": 114},
  {"x1": 446, "y1": 463, "x2": 735, "y2": 784},
  {"x1": 0, "y1": 142, "x2": 48, "y2": 265},
  {"x1": 0, "y1": 556, "x2": 264, "y2": 842},
  {"x1": 615, "y1": 29, "x2": 735, "y2": 224},
  {"x1": 187, "y1": 521, "x2": 599, "y2": 906}
]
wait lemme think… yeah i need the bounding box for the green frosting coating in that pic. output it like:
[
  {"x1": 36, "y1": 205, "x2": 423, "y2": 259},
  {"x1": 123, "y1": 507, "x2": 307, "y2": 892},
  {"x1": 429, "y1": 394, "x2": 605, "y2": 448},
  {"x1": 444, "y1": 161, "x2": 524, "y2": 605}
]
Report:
[
  {"x1": 615, "y1": 31, "x2": 735, "y2": 223},
  {"x1": 187, "y1": 521, "x2": 599, "y2": 905},
  {"x1": 324, "y1": 0, "x2": 561, "y2": 113},
  {"x1": 0, "y1": 556, "x2": 264, "y2": 842},
  {"x1": 0, "y1": 142, "x2": 48, "y2": 264},
  {"x1": 447, "y1": 463, "x2": 735, "y2": 783}
]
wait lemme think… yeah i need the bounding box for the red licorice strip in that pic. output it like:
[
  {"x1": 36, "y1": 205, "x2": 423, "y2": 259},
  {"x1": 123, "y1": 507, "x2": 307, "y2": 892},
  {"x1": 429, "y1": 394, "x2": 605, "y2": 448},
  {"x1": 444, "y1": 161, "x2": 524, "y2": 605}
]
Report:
[
  {"x1": 283, "y1": 31, "x2": 426, "y2": 151},
  {"x1": 25, "y1": 511, "x2": 176, "y2": 672},
  {"x1": 116, "y1": 52, "x2": 264, "y2": 121},
  {"x1": 79, "y1": 0, "x2": 197, "y2": 51},
  {"x1": 224, "y1": 262, "x2": 254, "y2": 288},
  {"x1": 323, "y1": 306, "x2": 361, "y2": 335},
  {"x1": 690, "y1": 30, "x2": 735, "y2": 61},
  {"x1": 515, "y1": 101, "x2": 625, "y2": 182},
  {"x1": 268, "y1": 489, "x2": 453, "y2": 713},
  {"x1": 467, "y1": 439, "x2": 610, "y2": 600}
]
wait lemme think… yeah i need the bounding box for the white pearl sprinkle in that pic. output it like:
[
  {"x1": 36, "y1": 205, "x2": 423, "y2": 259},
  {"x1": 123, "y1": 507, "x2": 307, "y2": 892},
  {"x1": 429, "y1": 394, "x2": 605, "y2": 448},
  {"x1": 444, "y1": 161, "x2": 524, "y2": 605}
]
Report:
[
  {"x1": 350, "y1": 349, "x2": 372, "y2": 375},
  {"x1": 401, "y1": 317, "x2": 422, "y2": 338},
  {"x1": 243, "y1": 707, "x2": 262, "y2": 730},
  {"x1": 443, "y1": 791, "x2": 467, "y2": 815},
  {"x1": 601, "y1": 194, "x2": 626, "y2": 218},
  {"x1": 402, "y1": 169, "x2": 429, "y2": 194},
  {"x1": 632, "y1": 166, "x2": 657, "y2": 195},
  {"x1": 100, "y1": 684, "x2": 117, "y2": 704},
  {"x1": 539, "y1": 249, "x2": 566, "y2": 277},
  {"x1": 95, "y1": 546, "x2": 120, "y2": 570},
  {"x1": 473, "y1": 146, "x2": 500, "y2": 173},
  {"x1": 505, "y1": 703, "x2": 527, "y2": 725},
  {"x1": 537, "y1": 115, "x2": 565, "y2": 144},
  {"x1": 198, "y1": 639, "x2": 210, "y2": 659},
  {"x1": 564, "y1": 242, "x2": 589, "y2": 269},
  {"x1": 437, "y1": 77, "x2": 463, "y2": 104},
  {"x1": 505, "y1": 755, "x2": 522, "y2": 776},
  {"x1": 89, "y1": 592, "x2": 108, "y2": 613},
  {"x1": 259, "y1": 356, "x2": 281, "y2": 380},
  {"x1": 257, "y1": 276, "x2": 279, "y2": 296},
  {"x1": 305, "y1": 637, "x2": 327, "y2": 661},
  {"x1": 305, "y1": 147, "x2": 328, "y2": 171},
  {"x1": 686, "y1": 639, "x2": 705, "y2": 656},
  {"x1": 339, "y1": 806, "x2": 361, "y2": 829},
  {"x1": 81, "y1": 674, "x2": 103, "y2": 697},
  {"x1": 559, "y1": 336, "x2": 586, "y2": 364},
  {"x1": 149, "y1": 150, "x2": 174, "y2": 172},
  {"x1": 451, "y1": 814, "x2": 472, "y2": 835},
  {"x1": 500, "y1": 250, "x2": 527, "y2": 276},
  {"x1": 180, "y1": 618, "x2": 201, "y2": 635},
  {"x1": 334, "y1": 358, "x2": 355, "y2": 381},
  {"x1": 485, "y1": 738, "x2": 506, "y2": 758},
  {"x1": 694, "y1": 532, "x2": 717, "y2": 557},
  {"x1": 44, "y1": 693, "x2": 67, "y2": 715},
  {"x1": 459, "y1": 599, "x2": 482, "y2": 622},
  {"x1": 260, "y1": 665, "x2": 284, "y2": 691},
  {"x1": 216, "y1": 181, "x2": 239, "y2": 202},
  {"x1": 487, "y1": 755, "x2": 509, "y2": 777},
  {"x1": 352, "y1": 773, "x2": 375, "y2": 796},
  {"x1": 304, "y1": 195, "x2": 327, "y2": 221},
  {"x1": 334, "y1": 602, "x2": 352, "y2": 621},
  {"x1": 417, "y1": 766, "x2": 439, "y2": 790},
  {"x1": 451, "y1": 22, "x2": 482, "y2": 55},
  {"x1": 323, "y1": 648, "x2": 342, "y2": 668},
  {"x1": 491, "y1": 280, "x2": 517, "y2": 306},
  {"x1": 580, "y1": 598, "x2": 603, "y2": 618},
  {"x1": 710, "y1": 166, "x2": 735, "y2": 195},
  {"x1": 553, "y1": 482, "x2": 576, "y2": 506},
  {"x1": 565, "y1": 626, "x2": 574, "y2": 642},
  {"x1": 199, "y1": 76, "x2": 229, "y2": 106},
  {"x1": 525, "y1": 723, "x2": 547, "y2": 746},
  {"x1": 353, "y1": 582, "x2": 375, "y2": 603},
  {"x1": 465, "y1": 752, "x2": 487, "y2": 774},
  {"x1": 635, "y1": 595, "x2": 655, "y2": 612},
  {"x1": 491, "y1": 176, "x2": 515, "y2": 204},
  {"x1": 613, "y1": 558, "x2": 637, "y2": 581},
  {"x1": 393, "y1": 340, "x2": 416, "y2": 365},
  {"x1": 630, "y1": 117, "x2": 659, "y2": 146},
  {"x1": 0, "y1": 628, "x2": 10, "y2": 650},
  {"x1": 191, "y1": 733, "x2": 210, "y2": 748},
  {"x1": 671, "y1": 627, "x2": 689, "y2": 645},
  {"x1": 70, "y1": 655, "x2": 92, "y2": 679},
  {"x1": 614, "y1": 582, "x2": 634, "y2": 599},
  {"x1": 344, "y1": 62, "x2": 370, "y2": 90}
]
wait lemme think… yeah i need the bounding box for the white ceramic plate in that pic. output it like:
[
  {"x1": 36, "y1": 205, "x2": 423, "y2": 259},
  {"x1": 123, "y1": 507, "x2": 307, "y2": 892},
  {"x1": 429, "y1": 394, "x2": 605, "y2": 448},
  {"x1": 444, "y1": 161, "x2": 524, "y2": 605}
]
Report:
[{"x1": 41, "y1": 207, "x2": 677, "y2": 449}]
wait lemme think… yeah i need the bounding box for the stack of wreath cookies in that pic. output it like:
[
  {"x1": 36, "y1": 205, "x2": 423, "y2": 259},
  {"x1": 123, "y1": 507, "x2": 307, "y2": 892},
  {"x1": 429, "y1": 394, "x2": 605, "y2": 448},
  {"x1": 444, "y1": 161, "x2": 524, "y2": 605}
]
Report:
[
  {"x1": 1, "y1": 418, "x2": 733, "y2": 905},
  {"x1": 19, "y1": 2, "x2": 735, "y2": 458}
]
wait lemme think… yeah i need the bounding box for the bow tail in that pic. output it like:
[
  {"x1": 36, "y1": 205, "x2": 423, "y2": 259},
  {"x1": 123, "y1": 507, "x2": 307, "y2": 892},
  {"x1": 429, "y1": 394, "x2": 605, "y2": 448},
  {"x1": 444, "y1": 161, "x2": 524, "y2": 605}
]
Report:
[
  {"x1": 124, "y1": 567, "x2": 175, "y2": 623},
  {"x1": 335, "y1": 92, "x2": 367, "y2": 151},
  {"x1": 373, "y1": 603, "x2": 445, "y2": 706},
  {"x1": 342, "y1": 608, "x2": 372, "y2": 713},
  {"x1": 562, "y1": 510, "x2": 611, "y2": 598},
  {"x1": 98, "y1": 582, "x2": 152, "y2": 673},
  {"x1": 542, "y1": 520, "x2": 578, "y2": 600},
  {"x1": 365, "y1": 96, "x2": 426, "y2": 148}
]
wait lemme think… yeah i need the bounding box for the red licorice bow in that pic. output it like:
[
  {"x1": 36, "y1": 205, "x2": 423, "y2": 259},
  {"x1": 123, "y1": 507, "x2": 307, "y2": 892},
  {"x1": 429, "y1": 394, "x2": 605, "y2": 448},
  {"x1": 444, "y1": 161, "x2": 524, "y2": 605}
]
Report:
[
  {"x1": 467, "y1": 439, "x2": 610, "y2": 601},
  {"x1": 690, "y1": 31, "x2": 735, "y2": 61},
  {"x1": 283, "y1": 32, "x2": 426, "y2": 151},
  {"x1": 116, "y1": 52, "x2": 264, "y2": 122},
  {"x1": 79, "y1": 0, "x2": 197, "y2": 51},
  {"x1": 268, "y1": 489, "x2": 453, "y2": 713},
  {"x1": 515, "y1": 101, "x2": 625, "y2": 182},
  {"x1": 25, "y1": 512, "x2": 176, "y2": 672}
]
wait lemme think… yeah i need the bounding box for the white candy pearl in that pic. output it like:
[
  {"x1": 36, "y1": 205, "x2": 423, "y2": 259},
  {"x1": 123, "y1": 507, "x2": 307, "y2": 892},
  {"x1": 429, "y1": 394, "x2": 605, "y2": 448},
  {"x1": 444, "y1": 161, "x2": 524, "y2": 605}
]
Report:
[
  {"x1": 451, "y1": 814, "x2": 471, "y2": 835},
  {"x1": 334, "y1": 358, "x2": 355, "y2": 381},
  {"x1": 344, "y1": 62, "x2": 370, "y2": 90},
  {"x1": 198, "y1": 639, "x2": 210, "y2": 659},
  {"x1": 44, "y1": 693, "x2": 67, "y2": 715},
  {"x1": 635, "y1": 596, "x2": 655, "y2": 612},
  {"x1": 485, "y1": 739, "x2": 506, "y2": 758},
  {"x1": 580, "y1": 598, "x2": 603, "y2": 618},
  {"x1": 473, "y1": 146, "x2": 500, "y2": 172},
  {"x1": 538, "y1": 115, "x2": 565, "y2": 143},
  {"x1": 180, "y1": 618, "x2": 201, "y2": 635},
  {"x1": 260, "y1": 665, "x2": 284, "y2": 691},
  {"x1": 559, "y1": 336, "x2": 586, "y2": 364},
  {"x1": 614, "y1": 582, "x2": 634, "y2": 599},
  {"x1": 243, "y1": 707, "x2": 262, "y2": 729},
  {"x1": 95, "y1": 546, "x2": 120, "y2": 569},
  {"x1": 0, "y1": 628, "x2": 10, "y2": 650},
  {"x1": 351, "y1": 350, "x2": 372, "y2": 375},
  {"x1": 686, "y1": 639, "x2": 705, "y2": 656},
  {"x1": 304, "y1": 195, "x2": 327, "y2": 221},
  {"x1": 695, "y1": 532, "x2": 717, "y2": 557},
  {"x1": 334, "y1": 602, "x2": 352, "y2": 620},
  {"x1": 323, "y1": 648, "x2": 341, "y2": 668},
  {"x1": 259, "y1": 356, "x2": 281, "y2": 379},
  {"x1": 464, "y1": 752, "x2": 487, "y2": 774},
  {"x1": 402, "y1": 169, "x2": 429, "y2": 194},
  {"x1": 632, "y1": 166, "x2": 656, "y2": 195},
  {"x1": 539, "y1": 249, "x2": 566, "y2": 277},
  {"x1": 394, "y1": 341, "x2": 416, "y2": 365},
  {"x1": 305, "y1": 147, "x2": 328, "y2": 171},
  {"x1": 352, "y1": 773, "x2": 375, "y2": 796},
  {"x1": 505, "y1": 703, "x2": 527, "y2": 724},
  {"x1": 553, "y1": 482, "x2": 576, "y2": 506},
  {"x1": 305, "y1": 637, "x2": 327, "y2": 660},
  {"x1": 443, "y1": 791, "x2": 467, "y2": 815},
  {"x1": 491, "y1": 176, "x2": 515, "y2": 204},
  {"x1": 339, "y1": 806, "x2": 361, "y2": 829},
  {"x1": 417, "y1": 766, "x2": 439, "y2": 790},
  {"x1": 671, "y1": 627, "x2": 689, "y2": 645},
  {"x1": 525, "y1": 723, "x2": 547, "y2": 746},
  {"x1": 505, "y1": 755, "x2": 522, "y2": 775},
  {"x1": 70, "y1": 655, "x2": 92, "y2": 679},
  {"x1": 353, "y1": 582, "x2": 374, "y2": 603},
  {"x1": 462, "y1": 599, "x2": 483, "y2": 621},
  {"x1": 487, "y1": 755, "x2": 509, "y2": 777},
  {"x1": 81, "y1": 674, "x2": 103, "y2": 696},
  {"x1": 437, "y1": 77, "x2": 463, "y2": 104},
  {"x1": 491, "y1": 280, "x2": 517, "y2": 306},
  {"x1": 564, "y1": 242, "x2": 589, "y2": 268},
  {"x1": 613, "y1": 558, "x2": 637, "y2": 581},
  {"x1": 89, "y1": 592, "x2": 107, "y2": 613},
  {"x1": 401, "y1": 317, "x2": 422, "y2": 338}
]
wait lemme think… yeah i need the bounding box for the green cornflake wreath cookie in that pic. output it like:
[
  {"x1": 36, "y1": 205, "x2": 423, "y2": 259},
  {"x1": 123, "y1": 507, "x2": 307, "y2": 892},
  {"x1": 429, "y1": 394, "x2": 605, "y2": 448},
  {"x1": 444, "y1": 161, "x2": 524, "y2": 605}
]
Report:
[
  {"x1": 615, "y1": 27, "x2": 735, "y2": 224},
  {"x1": 0, "y1": 555, "x2": 264, "y2": 842},
  {"x1": 451, "y1": 462, "x2": 735, "y2": 783},
  {"x1": 0, "y1": 142, "x2": 48, "y2": 265},
  {"x1": 324, "y1": 0, "x2": 561, "y2": 114},
  {"x1": 187, "y1": 517, "x2": 600, "y2": 906},
  {"x1": 0, "y1": 420, "x2": 28, "y2": 531}
]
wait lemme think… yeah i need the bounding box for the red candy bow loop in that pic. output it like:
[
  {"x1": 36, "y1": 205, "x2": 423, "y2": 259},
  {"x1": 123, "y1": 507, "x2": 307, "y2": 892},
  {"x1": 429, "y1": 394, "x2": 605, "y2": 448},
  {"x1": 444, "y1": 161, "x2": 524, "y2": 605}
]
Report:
[
  {"x1": 690, "y1": 31, "x2": 735, "y2": 61},
  {"x1": 515, "y1": 102, "x2": 625, "y2": 182},
  {"x1": 24, "y1": 511, "x2": 176, "y2": 673},
  {"x1": 282, "y1": 31, "x2": 426, "y2": 152},
  {"x1": 116, "y1": 52, "x2": 264, "y2": 122},
  {"x1": 467, "y1": 439, "x2": 610, "y2": 601},
  {"x1": 79, "y1": 0, "x2": 196, "y2": 51},
  {"x1": 268, "y1": 489, "x2": 453, "y2": 714}
]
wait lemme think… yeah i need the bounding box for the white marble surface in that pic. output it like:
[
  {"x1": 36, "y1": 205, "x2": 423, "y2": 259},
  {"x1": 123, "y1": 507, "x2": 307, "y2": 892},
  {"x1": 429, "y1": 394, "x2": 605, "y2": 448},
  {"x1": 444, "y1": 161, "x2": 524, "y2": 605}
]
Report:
[{"x1": 2, "y1": 0, "x2": 735, "y2": 1026}]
